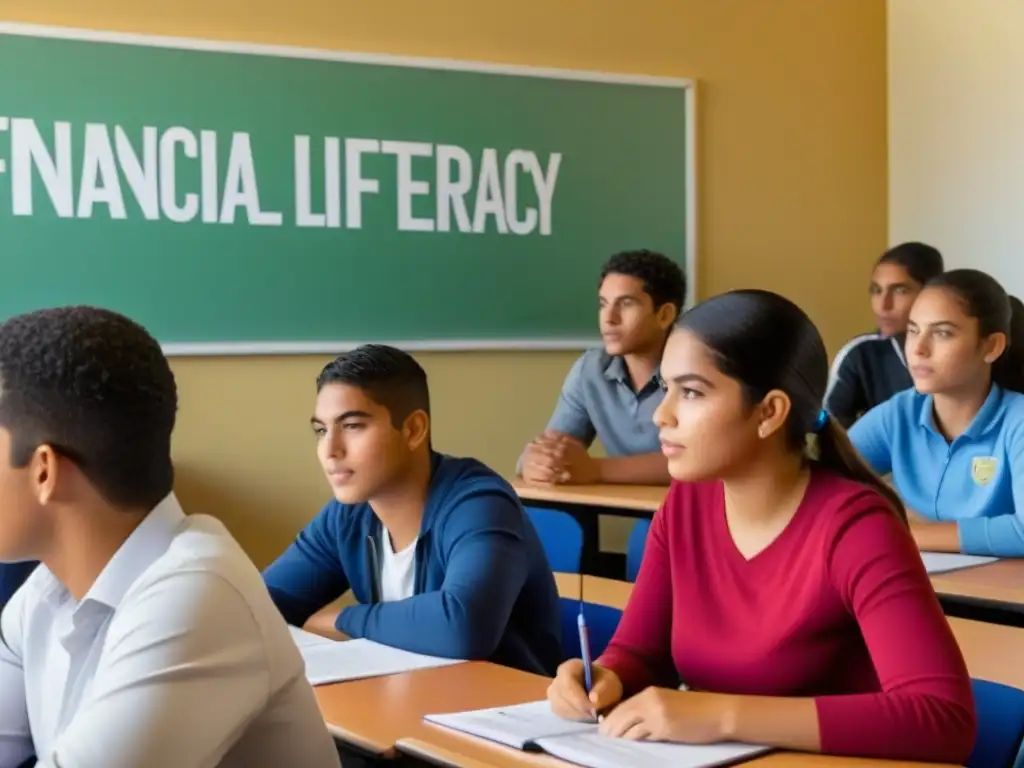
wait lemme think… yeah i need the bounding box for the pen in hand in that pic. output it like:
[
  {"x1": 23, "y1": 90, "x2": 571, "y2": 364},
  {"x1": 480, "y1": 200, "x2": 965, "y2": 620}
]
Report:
[{"x1": 577, "y1": 608, "x2": 601, "y2": 721}]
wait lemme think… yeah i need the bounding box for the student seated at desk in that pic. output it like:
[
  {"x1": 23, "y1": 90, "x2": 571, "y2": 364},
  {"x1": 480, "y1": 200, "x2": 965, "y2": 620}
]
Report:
[
  {"x1": 263, "y1": 345, "x2": 562, "y2": 676},
  {"x1": 825, "y1": 242, "x2": 943, "y2": 428},
  {"x1": 0, "y1": 562, "x2": 36, "y2": 609},
  {"x1": 0, "y1": 307, "x2": 339, "y2": 768},
  {"x1": 849, "y1": 269, "x2": 1024, "y2": 557},
  {"x1": 519, "y1": 250, "x2": 685, "y2": 486},
  {"x1": 547, "y1": 290, "x2": 976, "y2": 764}
]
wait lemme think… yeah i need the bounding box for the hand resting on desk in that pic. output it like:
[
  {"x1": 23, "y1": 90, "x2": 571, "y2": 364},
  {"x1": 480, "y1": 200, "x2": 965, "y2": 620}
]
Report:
[
  {"x1": 548, "y1": 658, "x2": 756, "y2": 746},
  {"x1": 303, "y1": 604, "x2": 350, "y2": 641},
  {"x1": 597, "y1": 687, "x2": 734, "y2": 744},
  {"x1": 521, "y1": 431, "x2": 599, "y2": 485}
]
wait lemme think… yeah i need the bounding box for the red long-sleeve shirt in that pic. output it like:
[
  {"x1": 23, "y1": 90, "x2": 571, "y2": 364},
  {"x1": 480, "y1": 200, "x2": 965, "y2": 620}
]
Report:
[{"x1": 598, "y1": 469, "x2": 977, "y2": 763}]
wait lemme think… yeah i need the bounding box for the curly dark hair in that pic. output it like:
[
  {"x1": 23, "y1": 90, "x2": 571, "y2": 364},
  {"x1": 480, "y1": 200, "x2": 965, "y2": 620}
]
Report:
[
  {"x1": 317, "y1": 344, "x2": 430, "y2": 430},
  {"x1": 0, "y1": 306, "x2": 177, "y2": 509},
  {"x1": 599, "y1": 249, "x2": 687, "y2": 312}
]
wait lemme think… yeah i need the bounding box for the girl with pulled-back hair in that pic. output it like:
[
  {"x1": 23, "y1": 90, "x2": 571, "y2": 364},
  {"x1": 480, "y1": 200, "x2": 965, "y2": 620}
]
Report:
[
  {"x1": 546, "y1": 289, "x2": 975, "y2": 764},
  {"x1": 850, "y1": 268, "x2": 1024, "y2": 556}
]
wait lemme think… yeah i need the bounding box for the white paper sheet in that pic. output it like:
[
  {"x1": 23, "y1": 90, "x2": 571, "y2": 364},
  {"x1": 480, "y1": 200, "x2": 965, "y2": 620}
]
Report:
[
  {"x1": 425, "y1": 700, "x2": 593, "y2": 749},
  {"x1": 288, "y1": 626, "x2": 336, "y2": 650},
  {"x1": 425, "y1": 700, "x2": 770, "y2": 768},
  {"x1": 298, "y1": 637, "x2": 465, "y2": 685},
  {"x1": 921, "y1": 552, "x2": 998, "y2": 574},
  {"x1": 538, "y1": 731, "x2": 770, "y2": 768}
]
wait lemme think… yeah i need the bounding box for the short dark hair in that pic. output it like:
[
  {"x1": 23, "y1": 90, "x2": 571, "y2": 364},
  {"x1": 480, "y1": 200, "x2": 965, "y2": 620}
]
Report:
[
  {"x1": 928, "y1": 269, "x2": 1024, "y2": 393},
  {"x1": 599, "y1": 250, "x2": 687, "y2": 312},
  {"x1": 677, "y1": 289, "x2": 906, "y2": 524},
  {"x1": 877, "y1": 242, "x2": 944, "y2": 286},
  {"x1": 0, "y1": 306, "x2": 177, "y2": 509},
  {"x1": 317, "y1": 344, "x2": 430, "y2": 429}
]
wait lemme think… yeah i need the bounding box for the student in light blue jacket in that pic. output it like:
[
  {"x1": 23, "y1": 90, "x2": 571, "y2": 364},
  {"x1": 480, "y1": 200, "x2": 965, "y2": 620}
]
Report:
[
  {"x1": 263, "y1": 345, "x2": 562, "y2": 675},
  {"x1": 849, "y1": 269, "x2": 1024, "y2": 557}
]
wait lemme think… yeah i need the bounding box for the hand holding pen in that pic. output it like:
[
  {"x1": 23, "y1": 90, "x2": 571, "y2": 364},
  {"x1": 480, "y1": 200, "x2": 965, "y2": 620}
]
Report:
[{"x1": 547, "y1": 659, "x2": 624, "y2": 722}]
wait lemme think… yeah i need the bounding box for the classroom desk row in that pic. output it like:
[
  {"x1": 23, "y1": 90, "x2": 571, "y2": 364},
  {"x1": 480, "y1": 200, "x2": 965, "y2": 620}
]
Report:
[
  {"x1": 308, "y1": 574, "x2": 1024, "y2": 768},
  {"x1": 514, "y1": 481, "x2": 1024, "y2": 625}
]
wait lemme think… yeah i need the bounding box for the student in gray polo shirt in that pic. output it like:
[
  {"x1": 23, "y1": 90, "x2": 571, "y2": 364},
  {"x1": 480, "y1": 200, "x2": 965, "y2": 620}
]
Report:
[{"x1": 519, "y1": 250, "x2": 686, "y2": 485}]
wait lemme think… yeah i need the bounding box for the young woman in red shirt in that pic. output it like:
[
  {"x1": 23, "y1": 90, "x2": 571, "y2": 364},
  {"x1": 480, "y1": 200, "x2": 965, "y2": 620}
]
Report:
[{"x1": 546, "y1": 289, "x2": 976, "y2": 763}]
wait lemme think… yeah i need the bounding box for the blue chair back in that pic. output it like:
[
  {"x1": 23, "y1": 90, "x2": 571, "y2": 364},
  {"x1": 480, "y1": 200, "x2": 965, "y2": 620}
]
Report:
[
  {"x1": 969, "y1": 678, "x2": 1024, "y2": 768},
  {"x1": 558, "y1": 597, "x2": 622, "y2": 662},
  {"x1": 626, "y1": 519, "x2": 651, "y2": 582},
  {"x1": 525, "y1": 507, "x2": 583, "y2": 574}
]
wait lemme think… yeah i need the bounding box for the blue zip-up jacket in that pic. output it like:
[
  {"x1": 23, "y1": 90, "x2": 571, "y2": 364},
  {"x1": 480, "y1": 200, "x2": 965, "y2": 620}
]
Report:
[
  {"x1": 263, "y1": 453, "x2": 563, "y2": 676},
  {"x1": 0, "y1": 562, "x2": 37, "y2": 610}
]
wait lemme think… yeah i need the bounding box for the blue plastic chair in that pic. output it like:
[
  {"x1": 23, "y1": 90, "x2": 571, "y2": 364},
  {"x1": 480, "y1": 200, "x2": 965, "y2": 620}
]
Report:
[
  {"x1": 625, "y1": 519, "x2": 651, "y2": 582},
  {"x1": 525, "y1": 507, "x2": 584, "y2": 574},
  {"x1": 558, "y1": 597, "x2": 622, "y2": 662},
  {"x1": 969, "y1": 678, "x2": 1024, "y2": 768}
]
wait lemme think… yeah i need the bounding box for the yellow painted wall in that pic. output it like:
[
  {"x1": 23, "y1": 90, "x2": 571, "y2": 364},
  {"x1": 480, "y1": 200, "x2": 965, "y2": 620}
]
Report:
[{"x1": 0, "y1": 0, "x2": 888, "y2": 566}]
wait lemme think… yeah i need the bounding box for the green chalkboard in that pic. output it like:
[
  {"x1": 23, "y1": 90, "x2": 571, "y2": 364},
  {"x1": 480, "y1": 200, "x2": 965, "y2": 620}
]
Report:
[{"x1": 0, "y1": 24, "x2": 694, "y2": 353}]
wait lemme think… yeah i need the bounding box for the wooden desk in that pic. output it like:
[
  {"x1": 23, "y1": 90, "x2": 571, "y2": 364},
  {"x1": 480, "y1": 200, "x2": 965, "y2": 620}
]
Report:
[
  {"x1": 931, "y1": 559, "x2": 1024, "y2": 622},
  {"x1": 314, "y1": 658, "x2": 951, "y2": 767},
  {"x1": 512, "y1": 482, "x2": 667, "y2": 513},
  {"x1": 314, "y1": 662, "x2": 550, "y2": 757},
  {"x1": 399, "y1": 734, "x2": 952, "y2": 767},
  {"x1": 399, "y1": 727, "x2": 950, "y2": 767}
]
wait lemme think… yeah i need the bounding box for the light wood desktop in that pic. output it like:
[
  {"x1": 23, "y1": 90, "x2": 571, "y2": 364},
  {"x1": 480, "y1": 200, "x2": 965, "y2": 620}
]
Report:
[
  {"x1": 387, "y1": 575, "x2": 1021, "y2": 768},
  {"x1": 398, "y1": 733, "x2": 952, "y2": 768},
  {"x1": 511, "y1": 481, "x2": 666, "y2": 512},
  {"x1": 313, "y1": 661, "x2": 550, "y2": 756},
  {"x1": 307, "y1": 572, "x2": 1020, "y2": 765},
  {"x1": 930, "y1": 558, "x2": 1024, "y2": 607},
  {"x1": 312, "y1": 658, "x2": 952, "y2": 767}
]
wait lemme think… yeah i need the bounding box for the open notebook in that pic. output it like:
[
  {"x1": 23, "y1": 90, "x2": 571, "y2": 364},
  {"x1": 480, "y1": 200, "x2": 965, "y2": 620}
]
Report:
[
  {"x1": 287, "y1": 626, "x2": 465, "y2": 685},
  {"x1": 425, "y1": 700, "x2": 770, "y2": 768},
  {"x1": 921, "y1": 552, "x2": 998, "y2": 575}
]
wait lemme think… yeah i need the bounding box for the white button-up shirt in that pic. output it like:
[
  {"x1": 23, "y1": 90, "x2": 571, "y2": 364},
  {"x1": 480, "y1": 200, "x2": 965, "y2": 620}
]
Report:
[{"x1": 0, "y1": 494, "x2": 340, "y2": 768}]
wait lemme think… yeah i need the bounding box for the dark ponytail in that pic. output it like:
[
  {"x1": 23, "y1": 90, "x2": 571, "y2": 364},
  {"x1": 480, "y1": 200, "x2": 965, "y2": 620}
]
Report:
[
  {"x1": 876, "y1": 241, "x2": 944, "y2": 287},
  {"x1": 815, "y1": 415, "x2": 908, "y2": 525},
  {"x1": 678, "y1": 289, "x2": 907, "y2": 524},
  {"x1": 994, "y1": 295, "x2": 1024, "y2": 392},
  {"x1": 928, "y1": 270, "x2": 1024, "y2": 393}
]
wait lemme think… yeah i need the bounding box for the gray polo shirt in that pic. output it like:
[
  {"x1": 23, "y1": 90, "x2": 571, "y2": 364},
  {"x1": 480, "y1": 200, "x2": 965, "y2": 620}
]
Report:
[{"x1": 545, "y1": 348, "x2": 664, "y2": 456}]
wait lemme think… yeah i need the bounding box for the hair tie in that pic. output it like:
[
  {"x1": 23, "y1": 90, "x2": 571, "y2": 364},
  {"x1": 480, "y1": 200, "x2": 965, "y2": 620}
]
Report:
[{"x1": 813, "y1": 409, "x2": 829, "y2": 433}]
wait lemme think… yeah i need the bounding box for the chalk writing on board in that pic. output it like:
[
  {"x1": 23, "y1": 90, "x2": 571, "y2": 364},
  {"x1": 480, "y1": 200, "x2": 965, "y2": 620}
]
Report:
[{"x1": 0, "y1": 117, "x2": 562, "y2": 236}]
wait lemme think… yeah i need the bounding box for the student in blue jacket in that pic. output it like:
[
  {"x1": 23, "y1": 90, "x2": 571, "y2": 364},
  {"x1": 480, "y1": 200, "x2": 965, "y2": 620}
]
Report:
[
  {"x1": 263, "y1": 344, "x2": 563, "y2": 675},
  {"x1": 849, "y1": 269, "x2": 1024, "y2": 557},
  {"x1": 0, "y1": 562, "x2": 36, "y2": 608}
]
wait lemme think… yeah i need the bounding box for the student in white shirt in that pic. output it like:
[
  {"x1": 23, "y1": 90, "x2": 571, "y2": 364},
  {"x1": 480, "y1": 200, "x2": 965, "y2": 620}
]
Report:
[{"x1": 0, "y1": 306, "x2": 340, "y2": 768}]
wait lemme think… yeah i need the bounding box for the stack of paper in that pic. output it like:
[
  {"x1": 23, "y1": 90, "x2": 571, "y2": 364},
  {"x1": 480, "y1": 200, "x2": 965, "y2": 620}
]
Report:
[
  {"x1": 921, "y1": 552, "x2": 998, "y2": 575},
  {"x1": 425, "y1": 700, "x2": 770, "y2": 768},
  {"x1": 287, "y1": 626, "x2": 465, "y2": 685},
  {"x1": 288, "y1": 626, "x2": 335, "y2": 650}
]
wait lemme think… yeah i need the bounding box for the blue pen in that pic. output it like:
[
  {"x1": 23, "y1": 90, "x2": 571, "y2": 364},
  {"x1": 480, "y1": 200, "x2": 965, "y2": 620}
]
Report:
[{"x1": 577, "y1": 607, "x2": 593, "y2": 694}]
